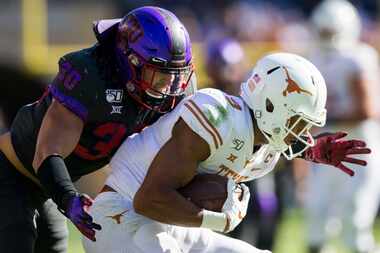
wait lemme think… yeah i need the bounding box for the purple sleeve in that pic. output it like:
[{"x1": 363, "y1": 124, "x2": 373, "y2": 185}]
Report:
[
  {"x1": 49, "y1": 56, "x2": 91, "y2": 122},
  {"x1": 48, "y1": 85, "x2": 88, "y2": 121}
]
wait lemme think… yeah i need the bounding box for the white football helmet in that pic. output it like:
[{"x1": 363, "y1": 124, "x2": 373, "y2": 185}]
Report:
[
  {"x1": 241, "y1": 53, "x2": 327, "y2": 160},
  {"x1": 311, "y1": 0, "x2": 361, "y2": 48}
]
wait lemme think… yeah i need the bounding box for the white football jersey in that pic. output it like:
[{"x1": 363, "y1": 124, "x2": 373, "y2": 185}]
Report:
[{"x1": 106, "y1": 88, "x2": 281, "y2": 199}]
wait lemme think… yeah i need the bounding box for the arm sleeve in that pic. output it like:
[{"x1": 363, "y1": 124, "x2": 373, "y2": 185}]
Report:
[
  {"x1": 180, "y1": 90, "x2": 230, "y2": 155},
  {"x1": 37, "y1": 155, "x2": 78, "y2": 210}
]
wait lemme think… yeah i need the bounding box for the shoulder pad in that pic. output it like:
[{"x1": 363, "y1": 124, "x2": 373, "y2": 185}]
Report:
[
  {"x1": 49, "y1": 48, "x2": 99, "y2": 121},
  {"x1": 180, "y1": 88, "x2": 236, "y2": 152},
  {"x1": 93, "y1": 19, "x2": 121, "y2": 44}
]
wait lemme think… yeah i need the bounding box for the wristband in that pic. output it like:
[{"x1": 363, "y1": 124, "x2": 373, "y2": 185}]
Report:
[
  {"x1": 36, "y1": 155, "x2": 78, "y2": 210},
  {"x1": 200, "y1": 209, "x2": 227, "y2": 232}
]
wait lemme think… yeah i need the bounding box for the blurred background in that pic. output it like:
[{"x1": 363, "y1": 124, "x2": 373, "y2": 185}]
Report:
[{"x1": 1, "y1": 0, "x2": 380, "y2": 252}]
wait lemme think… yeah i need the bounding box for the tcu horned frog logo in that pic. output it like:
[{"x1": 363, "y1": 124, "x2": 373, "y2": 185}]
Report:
[
  {"x1": 119, "y1": 15, "x2": 144, "y2": 43},
  {"x1": 282, "y1": 67, "x2": 312, "y2": 97}
]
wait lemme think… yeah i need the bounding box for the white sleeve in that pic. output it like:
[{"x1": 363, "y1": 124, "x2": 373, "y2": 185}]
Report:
[{"x1": 180, "y1": 89, "x2": 231, "y2": 155}]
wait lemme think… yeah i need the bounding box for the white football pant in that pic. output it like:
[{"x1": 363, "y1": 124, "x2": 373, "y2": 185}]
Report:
[{"x1": 82, "y1": 191, "x2": 271, "y2": 253}]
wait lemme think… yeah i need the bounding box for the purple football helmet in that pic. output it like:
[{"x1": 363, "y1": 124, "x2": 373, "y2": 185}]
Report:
[{"x1": 115, "y1": 6, "x2": 194, "y2": 113}]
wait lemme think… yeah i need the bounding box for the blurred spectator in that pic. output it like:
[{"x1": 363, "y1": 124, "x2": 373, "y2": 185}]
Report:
[
  {"x1": 304, "y1": 1, "x2": 380, "y2": 253},
  {"x1": 112, "y1": 0, "x2": 229, "y2": 41},
  {"x1": 223, "y1": 2, "x2": 285, "y2": 42},
  {"x1": 204, "y1": 37, "x2": 247, "y2": 95}
]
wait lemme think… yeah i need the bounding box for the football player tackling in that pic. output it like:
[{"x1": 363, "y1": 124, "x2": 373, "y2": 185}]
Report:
[
  {"x1": 0, "y1": 6, "x2": 196, "y2": 253},
  {"x1": 83, "y1": 53, "x2": 370, "y2": 253}
]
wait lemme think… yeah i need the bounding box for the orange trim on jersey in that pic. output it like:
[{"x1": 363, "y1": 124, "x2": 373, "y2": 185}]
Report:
[
  {"x1": 225, "y1": 96, "x2": 242, "y2": 111},
  {"x1": 188, "y1": 101, "x2": 223, "y2": 146},
  {"x1": 185, "y1": 100, "x2": 223, "y2": 149},
  {"x1": 184, "y1": 103, "x2": 219, "y2": 149},
  {"x1": 185, "y1": 101, "x2": 222, "y2": 149}
]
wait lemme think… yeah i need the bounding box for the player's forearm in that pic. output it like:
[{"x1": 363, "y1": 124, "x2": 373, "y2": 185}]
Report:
[
  {"x1": 36, "y1": 155, "x2": 79, "y2": 210},
  {"x1": 134, "y1": 187, "x2": 203, "y2": 227},
  {"x1": 33, "y1": 135, "x2": 77, "y2": 170},
  {"x1": 33, "y1": 102, "x2": 83, "y2": 170}
]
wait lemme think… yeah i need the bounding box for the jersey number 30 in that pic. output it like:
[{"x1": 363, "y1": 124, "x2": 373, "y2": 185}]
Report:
[{"x1": 74, "y1": 123, "x2": 127, "y2": 160}]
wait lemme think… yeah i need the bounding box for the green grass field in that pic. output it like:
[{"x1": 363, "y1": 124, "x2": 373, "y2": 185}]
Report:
[
  {"x1": 67, "y1": 223, "x2": 83, "y2": 253},
  {"x1": 68, "y1": 209, "x2": 380, "y2": 253}
]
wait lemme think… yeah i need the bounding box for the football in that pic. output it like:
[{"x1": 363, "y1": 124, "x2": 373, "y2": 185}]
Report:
[{"x1": 178, "y1": 174, "x2": 240, "y2": 212}]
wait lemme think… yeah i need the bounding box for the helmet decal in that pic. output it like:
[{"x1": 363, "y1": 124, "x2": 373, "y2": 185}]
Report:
[
  {"x1": 119, "y1": 15, "x2": 144, "y2": 43},
  {"x1": 252, "y1": 73, "x2": 261, "y2": 83},
  {"x1": 248, "y1": 78, "x2": 257, "y2": 92},
  {"x1": 282, "y1": 67, "x2": 312, "y2": 97},
  {"x1": 246, "y1": 73, "x2": 260, "y2": 92},
  {"x1": 225, "y1": 95, "x2": 242, "y2": 111}
]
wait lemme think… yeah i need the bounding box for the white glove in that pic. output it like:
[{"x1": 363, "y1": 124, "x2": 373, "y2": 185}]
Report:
[{"x1": 221, "y1": 179, "x2": 250, "y2": 233}]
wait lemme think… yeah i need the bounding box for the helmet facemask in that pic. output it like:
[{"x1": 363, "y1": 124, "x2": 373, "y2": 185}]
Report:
[
  {"x1": 263, "y1": 113, "x2": 325, "y2": 160},
  {"x1": 118, "y1": 49, "x2": 194, "y2": 113},
  {"x1": 257, "y1": 97, "x2": 326, "y2": 159}
]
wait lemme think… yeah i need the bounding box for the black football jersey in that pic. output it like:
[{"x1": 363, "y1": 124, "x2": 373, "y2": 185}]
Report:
[{"x1": 10, "y1": 44, "x2": 180, "y2": 181}]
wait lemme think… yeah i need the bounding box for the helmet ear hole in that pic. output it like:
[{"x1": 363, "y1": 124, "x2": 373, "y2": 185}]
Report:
[{"x1": 266, "y1": 98, "x2": 274, "y2": 113}]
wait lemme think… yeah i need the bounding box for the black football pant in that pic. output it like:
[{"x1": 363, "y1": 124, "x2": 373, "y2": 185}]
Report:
[{"x1": 0, "y1": 152, "x2": 68, "y2": 253}]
